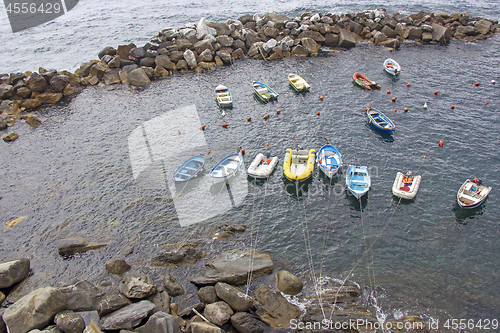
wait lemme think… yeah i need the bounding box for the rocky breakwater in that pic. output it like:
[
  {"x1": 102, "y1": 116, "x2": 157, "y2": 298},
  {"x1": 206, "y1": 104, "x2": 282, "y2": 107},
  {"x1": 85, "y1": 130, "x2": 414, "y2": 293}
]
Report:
[
  {"x1": 0, "y1": 225, "x2": 430, "y2": 333},
  {"x1": 1, "y1": 9, "x2": 498, "y2": 143}
]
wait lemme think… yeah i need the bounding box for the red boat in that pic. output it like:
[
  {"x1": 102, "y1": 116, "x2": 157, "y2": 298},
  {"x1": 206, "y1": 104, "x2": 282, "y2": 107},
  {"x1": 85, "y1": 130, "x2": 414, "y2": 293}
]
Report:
[{"x1": 353, "y1": 72, "x2": 381, "y2": 90}]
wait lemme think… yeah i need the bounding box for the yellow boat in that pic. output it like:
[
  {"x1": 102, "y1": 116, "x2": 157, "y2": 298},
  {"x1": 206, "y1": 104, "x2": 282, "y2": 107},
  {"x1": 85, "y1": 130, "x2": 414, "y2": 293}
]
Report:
[{"x1": 283, "y1": 148, "x2": 316, "y2": 182}]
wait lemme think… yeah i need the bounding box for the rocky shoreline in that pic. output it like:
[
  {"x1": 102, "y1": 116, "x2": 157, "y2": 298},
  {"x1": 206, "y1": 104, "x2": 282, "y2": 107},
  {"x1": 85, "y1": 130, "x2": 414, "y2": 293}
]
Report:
[
  {"x1": 0, "y1": 224, "x2": 429, "y2": 333},
  {"x1": 1, "y1": 8, "x2": 499, "y2": 142}
]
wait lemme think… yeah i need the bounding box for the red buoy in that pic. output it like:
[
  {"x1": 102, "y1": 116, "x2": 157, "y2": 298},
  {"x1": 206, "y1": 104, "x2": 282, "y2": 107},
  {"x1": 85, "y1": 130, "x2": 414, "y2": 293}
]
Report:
[
  {"x1": 394, "y1": 109, "x2": 397, "y2": 112},
  {"x1": 404, "y1": 107, "x2": 409, "y2": 112},
  {"x1": 319, "y1": 95, "x2": 324, "y2": 100},
  {"x1": 222, "y1": 123, "x2": 228, "y2": 127},
  {"x1": 324, "y1": 137, "x2": 328, "y2": 140},
  {"x1": 263, "y1": 114, "x2": 269, "y2": 119},
  {"x1": 407, "y1": 83, "x2": 411, "y2": 87},
  {"x1": 365, "y1": 108, "x2": 369, "y2": 111},
  {"x1": 317, "y1": 111, "x2": 320, "y2": 115},
  {"x1": 484, "y1": 102, "x2": 488, "y2": 105},
  {"x1": 266, "y1": 143, "x2": 269, "y2": 146},
  {"x1": 439, "y1": 140, "x2": 444, "y2": 147},
  {"x1": 240, "y1": 149, "x2": 245, "y2": 154},
  {"x1": 387, "y1": 90, "x2": 391, "y2": 94},
  {"x1": 277, "y1": 108, "x2": 281, "y2": 114},
  {"x1": 208, "y1": 150, "x2": 211, "y2": 154},
  {"x1": 451, "y1": 105, "x2": 455, "y2": 109},
  {"x1": 391, "y1": 97, "x2": 397, "y2": 102},
  {"x1": 434, "y1": 90, "x2": 440, "y2": 95},
  {"x1": 199, "y1": 125, "x2": 206, "y2": 130},
  {"x1": 475, "y1": 82, "x2": 480, "y2": 86},
  {"x1": 247, "y1": 117, "x2": 251, "y2": 121}
]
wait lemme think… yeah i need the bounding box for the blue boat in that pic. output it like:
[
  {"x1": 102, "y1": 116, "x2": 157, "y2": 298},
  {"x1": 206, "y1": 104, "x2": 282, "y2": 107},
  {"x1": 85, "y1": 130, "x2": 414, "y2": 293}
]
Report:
[
  {"x1": 210, "y1": 153, "x2": 243, "y2": 183},
  {"x1": 367, "y1": 108, "x2": 395, "y2": 134},
  {"x1": 252, "y1": 81, "x2": 278, "y2": 102},
  {"x1": 316, "y1": 144, "x2": 342, "y2": 178},
  {"x1": 172, "y1": 155, "x2": 205, "y2": 182},
  {"x1": 346, "y1": 165, "x2": 371, "y2": 199}
]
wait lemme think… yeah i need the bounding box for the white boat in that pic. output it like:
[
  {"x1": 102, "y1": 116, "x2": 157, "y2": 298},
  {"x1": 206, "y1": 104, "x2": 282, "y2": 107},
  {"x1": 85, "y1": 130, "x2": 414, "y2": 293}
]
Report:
[
  {"x1": 384, "y1": 58, "x2": 401, "y2": 76},
  {"x1": 215, "y1": 84, "x2": 232, "y2": 108},
  {"x1": 288, "y1": 73, "x2": 310, "y2": 92},
  {"x1": 210, "y1": 153, "x2": 243, "y2": 184},
  {"x1": 392, "y1": 171, "x2": 421, "y2": 200},
  {"x1": 457, "y1": 179, "x2": 492, "y2": 209},
  {"x1": 247, "y1": 153, "x2": 279, "y2": 179},
  {"x1": 252, "y1": 81, "x2": 278, "y2": 102},
  {"x1": 316, "y1": 144, "x2": 342, "y2": 178}
]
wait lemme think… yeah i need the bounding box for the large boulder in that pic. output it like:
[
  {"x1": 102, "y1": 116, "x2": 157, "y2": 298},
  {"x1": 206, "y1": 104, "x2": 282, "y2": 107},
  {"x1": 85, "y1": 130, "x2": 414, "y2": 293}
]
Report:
[
  {"x1": 214, "y1": 282, "x2": 253, "y2": 312},
  {"x1": 216, "y1": 35, "x2": 234, "y2": 48},
  {"x1": 59, "y1": 280, "x2": 103, "y2": 312},
  {"x1": 129, "y1": 47, "x2": 146, "y2": 59},
  {"x1": 291, "y1": 45, "x2": 311, "y2": 57},
  {"x1": 197, "y1": 49, "x2": 213, "y2": 62},
  {"x1": 96, "y1": 290, "x2": 131, "y2": 317},
  {"x1": 324, "y1": 33, "x2": 339, "y2": 46},
  {"x1": 194, "y1": 39, "x2": 213, "y2": 55},
  {"x1": 190, "y1": 322, "x2": 224, "y2": 333},
  {"x1": 57, "y1": 237, "x2": 108, "y2": 256},
  {"x1": 301, "y1": 37, "x2": 321, "y2": 54},
  {"x1": 188, "y1": 249, "x2": 273, "y2": 286},
  {"x1": 2, "y1": 132, "x2": 18, "y2": 142},
  {"x1": 135, "y1": 312, "x2": 180, "y2": 333},
  {"x1": 407, "y1": 26, "x2": 423, "y2": 39},
  {"x1": 373, "y1": 31, "x2": 388, "y2": 44},
  {"x1": 148, "y1": 291, "x2": 171, "y2": 314},
  {"x1": 105, "y1": 259, "x2": 131, "y2": 276},
  {"x1": 54, "y1": 311, "x2": 85, "y2": 333},
  {"x1": 261, "y1": 39, "x2": 277, "y2": 53},
  {"x1": 100, "y1": 300, "x2": 156, "y2": 331},
  {"x1": 196, "y1": 17, "x2": 216, "y2": 40},
  {"x1": 27, "y1": 73, "x2": 48, "y2": 92},
  {"x1": 163, "y1": 273, "x2": 184, "y2": 297},
  {"x1": 103, "y1": 69, "x2": 121, "y2": 85},
  {"x1": 253, "y1": 284, "x2": 301, "y2": 329},
  {"x1": 275, "y1": 270, "x2": 303, "y2": 296},
  {"x1": 183, "y1": 49, "x2": 197, "y2": 69},
  {"x1": 0, "y1": 84, "x2": 14, "y2": 99},
  {"x1": 0, "y1": 259, "x2": 30, "y2": 289},
  {"x1": 36, "y1": 92, "x2": 63, "y2": 104},
  {"x1": 203, "y1": 301, "x2": 233, "y2": 326},
  {"x1": 395, "y1": 23, "x2": 410, "y2": 39},
  {"x1": 381, "y1": 25, "x2": 397, "y2": 38},
  {"x1": 231, "y1": 312, "x2": 264, "y2": 333},
  {"x1": 2, "y1": 287, "x2": 66, "y2": 333},
  {"x1": 118, "y1": 271, "x2": 156, "y2": 299},
  {"x1": 98, "y1": 46, "x2": 116, "y2": 59},
  {"x1": 49, "y1": 75, "x2": 70, "y2": 93},
  {"x1": 338, "y1": 29, "x2": 360, "y2": 48},
  {"x1": 263, "y1": 13, "x2": 289, "y2": 29},
  {"x1": 216, "y1": 50, "x2": 232, "y2": 64},
  {"x1": 127, "y1": 68, "x2": 151, "y2": 87},
  {"x1": 431, "y1": 23, "x2": 452, "y2": 43},
  {"x1": 197, "y1": 286, "x2": 219, "y2": 304},
  {"x1": 155, "y1": 55, "x2": 174, "y2": 70},
  {"x1": 475, "y1": 19, "x2": 492, "y2": 35}
]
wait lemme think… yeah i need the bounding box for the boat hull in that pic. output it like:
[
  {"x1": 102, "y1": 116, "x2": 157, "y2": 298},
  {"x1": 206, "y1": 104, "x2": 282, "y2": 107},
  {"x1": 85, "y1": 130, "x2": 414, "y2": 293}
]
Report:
[
  {"x1": 247, "y1": 153, "x2": 279, "y2": 178},
  {"x1": 384, "y1": 58, "x2": 401, "y2": 76},
  {"x1": 210, "y1": 153, "x2": 243, "y2": 183},
  {"x1": 216, "y1": 84, "x2": 233, "y2": 108},
  {"x1": 172, "y1": 155, "x2": 205, "y2": 182},
  {"x1": 346, "y1": 165, "x2": 371, "y2": 198},
  {"x1": 316, "y1": 144, "x2": 342, "y2": 179},
  {"x1": 283, "y1": 148, "x2": 316, "y2": 182},
  {"x1": 392, "y1": 172, "x2": 421, "y2": 200},
  {"x1": 367, "y1": 108, "x2": 395, "y2": 134},
  {"x1": 288, "y1": 73, "x2": 310, "y2": 92},
  {"x1": 353, "y1": 72, "x2": 381, "y2": 90},
  {"x1": 457, "y1": 179, "x2": 492, "y2": 209},
  {"x1": 252, "y1": 81, "x2": 278, "y2": 103}
]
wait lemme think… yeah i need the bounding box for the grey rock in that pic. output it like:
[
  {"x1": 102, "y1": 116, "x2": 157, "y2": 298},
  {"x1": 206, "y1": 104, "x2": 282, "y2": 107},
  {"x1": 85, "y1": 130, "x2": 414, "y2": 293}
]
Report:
[
  {"x1": 50, "y1": 75, "x2": 70, "y2": 93},
  {"x1": 40, "y1": 69, "x2": 58, "y2": 82},
  {"x1": 0, "y1": 119, "x2": 7, "y2": 131},
  {"x1": 105, "y1": 259, "x2": 131, "y2": 276},
  {"x1": 422, "y1": 31, "x2": 433, "y2": 42},
  {"x1": 275, "y1": 270, "x2": 303, "y2": 296},
  {"x1": 118, "y1": 271, "x2": 156, "y2": 299},
  {"x1": 197, "y1": 286, "x2": 219, "y2": 304},
  {"x1": 59, "y1": 280, "x2": 104, "y2": 312},
  {"x1": 231, "y1": 312, "x2": 264, "y2": 333},
  {"x1": 183, "y1": 49, "x2": 197, "y2": 69},
  {"x1": 373, "y1": 31, "x2": 387, "y2": 44},
  {"x1": 175, "y1": 39, "x2": 193, "y2": 52},
  {"x1": 253, "y1": 284, "x2": 300, "y2": 329},
  {"x1": 129, "y1": 47, "x2": 146, "y2": 59},
  {"x1": 98, "y1": 46, "x2": 116, "y2": 59},
  {"x1": 139, "y1": 57, "x2": 156, "y2": 68},
  {"x1": 338, "y1": 29, "x2": 360, "y2": 48},
  {"x1": 216, "y1": 50, "x2": 232, "y2": 64},
  {"x1": 8, "y1": 72, "x2": 25, "y2": 84},
  {"x1": 475, "y1": 19, "x2": 492, "y2": 35},
  {"x1": 198, "y1": 49, "x2": 213, "y2": 62},
  {"x1": 188, "y1": 249, "x2": 273, "y2": 287},
  {"x1": 121, "y1": 64, "x2": 138, "y2": 73},
  {"x1": 178, "y1": 302, "x2": 205, "y2": 318},
  {"x1": 127, "y1": 68, "x2": 151, "y2": 87},
  {"x1": 163, "y1": 273, "x2": 185, "y2": 297},
  {"x1": 3, "y1": 287, "x2": 66, "y2": 333},
  {"x1": 58, "y1": 237, "x2": 108, "y2": 256},
  {"x1": 0, "y1": 84, "x2": 14, "y2": 99},
  {"x1": 148, "y1": 291, "x2": 171, "y2": 314},
  {"x1": 261, "y1": 39, "x2": 277, "y2": 53},
  {"x1": 79, "y1": 62, "x2": 93, "y2": 77},
  {"x1": 381, "y1": 25, "x2": 397, "y2": 38},
  {"x1": 197, "y1": 17, "x2": 216, "y2": 40},
  {"x1": 27, "y1": 73, "x2": 48, "y2": 93},
  {"x1": 194, "y1": 39, "x2": 213, "y2": 54},
  {"x1": 120, "y1": 59, "x2": 136, "y2": 68},
  {"x1": 378, "y1": 39, "x2": 401, "y2": 49},
  {"x1": 0, "y1": 258, "x2": 30, "y2": 289},
  {"x1": 54, "y1": 311, "x2": 85, "y2": 333},
  {"x1": 190, "y1": 322, "x2": 224, "y2": 333},
  {"x1": 301, "y1": 37, "x2": 320, "y2": 54},
  {"x1": 103, "y1": 69, "x2": 121, "y2": 85},
  {"x1": 324, "y1": 33, "x2": 339, "y2": 46},
  {"x1": 215, "y1": 283, "x2": 253, "y2": 312},
  {"x1": 456, "y1": 25, "x2": 479, "y2": 36},
  {"x1": 216, "y1": 35, "x2": 234, "y2": 47},
  {"x1": 155, "y1": 55, "x2": 174, "y2": 70},
  {"x1": 431, "y1": 23, "x2": 452, "y2": 43},
  {"x1": 203, "y1": 301, "x2": 233, "y2": 326},
  {"x1": 100, "y1": 300, "x2": 156, "y2": 331},
  {"x1": 285, "y1": 21, "x2": 298, "y2": 30},
  {"x1": 408, "y1": 26, "x2": 423, "y2": 39},
  {"x1": 135, "y1": 312, "x2": 180, "y2": 333},
  {"x1": 395, "y1": 23, "x2": 410, "y2": 39},
  {"x1": 421, "y1": 24, "x2": 433, "y2": 32},
  {"x1": 97, "y1": 291, "x2": 131, "y2": 317}
]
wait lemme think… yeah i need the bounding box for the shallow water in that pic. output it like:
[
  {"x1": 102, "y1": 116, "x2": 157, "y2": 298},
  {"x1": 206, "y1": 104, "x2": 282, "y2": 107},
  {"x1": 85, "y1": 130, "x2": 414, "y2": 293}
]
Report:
[{"x1": 1, "y1": 35, "x2": 499, "y2": 328}]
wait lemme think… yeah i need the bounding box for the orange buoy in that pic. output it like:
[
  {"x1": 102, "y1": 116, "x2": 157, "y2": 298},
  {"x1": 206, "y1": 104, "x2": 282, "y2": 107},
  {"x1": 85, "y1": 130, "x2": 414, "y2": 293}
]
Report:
[
  {"x1": 199, "y1": 125, "x2": 206, "y2": 130},
  {"x1": 434, "y1": 90, "x2": 440, "y2": 95},
  {"x1": 475, "y1": 82, "x2": 480, "y2": 86},
  {"x1": 424, "y1": 155, "x2": 428, "y2": 158},
  {"x1": 473, "y1": 178, "x2": 478, "y2": 182},
  {"x1": 451, "y1": 105, "x2": 455, "y2": 109},
  {"x1": 324, "y1": 137, "x2": 328, "y2": 140},
  {"x1": 394, "y1": 109, "x2": 397, "y2": 112},
  {"x1": 222, "y1": 123, "x2": 228, "y2": 127},
  {"x1": 240, "y1": 149, "x2": 245, "y2": 154},
  {"x1": 266, "y1": 143, "x2": 269, "y2": 146},
  {"x1": 319, "y1": 95, "x2": 324, "y2": 100},
  {"x1": 247, "y1": 117, "x2": 251, "y2": 121},
  {"x1": 387, "y1": 90, "x2": 391, "y2": 94},
  {"x1": 277, "y1": 108, "x2": 281, "y2": 114},
  {"x1": 178, "y1": 130, "x2": 181, "y2": 134},
  {"x1": 439, "y1": 140, "x2": 444, "y2": 147},
  {"x1": 365, "y1": 108, "x2": 369, "y2": 111},
  {"x1": 407, "y1": 83, "x2": 411, "y2": 87},
  {"x1": 391, "y1": 97, "x2": 397, "y2": 102},
  {"x1": 349, "y1": 136, "x2": 352, "y2": 139},
  {"x1": 208, "y1": 150, "x2": 211, "y2": 154},
  {"x1": 404, "y1": 107, "x2": 409, "y2": 112},
  {"x1": 317, "y1": 111, "x2": 320, "y2": 115},
  {"x1": 484, "y1": 102, "x2": 488, "y2": 105},
  {"x1": 263, "y1": 114, "x2": 269, "y2": 119},
  {"x1": 293, "y1": 140, "x2": 296, "y2": 143}
]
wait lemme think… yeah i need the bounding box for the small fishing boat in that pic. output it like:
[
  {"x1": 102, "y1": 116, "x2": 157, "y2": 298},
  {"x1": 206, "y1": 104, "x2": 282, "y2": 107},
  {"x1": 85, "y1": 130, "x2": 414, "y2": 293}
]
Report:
[
  {"x1": 247, "y1": 153, "x2": 279, "y2": 179},
  {"x1": 288, "y1": 73, "x2": 310, "y2": 92},
  {"x1": 353, "y1": 72, "x2": 381, "y2": 90},
  {"x1": 346, "y1": 165, "x2": 371, "y2": 199},
  {"x1": 172, "y1": 155, "x2": 205, "y2": 182},
  {"x1": 316, "y1": 144, "x2": 342, "y2": 178},
  {"x1": 210, "y1": 153, "x2": 243, "y2": 184},
  {"x1": 252, "y1": 81, "x2": 278, "y2": 102},
  {"x1": 392, "y1": 171, "x2": 421, "y2": 200},
  {"x1": 457, "y1": 179, "x2": 492, "y2": 209},
  {"x1": 383, "y1": 58, "x2": 401, "y2": 76},
  {"x1": 215, "y1": 84, "x2": 232, "y2": 108},
  {"x1": 367, "y1": 107, "x2": 395, "y2": 134},
  {"x1": 283, "y1": 148, "x2": 316, "y2": 182}
]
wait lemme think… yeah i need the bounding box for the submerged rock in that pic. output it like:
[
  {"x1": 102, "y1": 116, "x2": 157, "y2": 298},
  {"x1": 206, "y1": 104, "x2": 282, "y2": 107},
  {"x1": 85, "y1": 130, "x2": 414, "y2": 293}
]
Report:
[
  {"x1": 275, "y1": 270, "x2": 303, "y2": 296},
  {"x1": 0, "y1": 258, "x2": 30, "y2": 289},
  {"x1": 54, "y1": 311, "x2": 85, "y2": 333},
  {"x1": 118, "y1": 271, "x2": 157, "y2": 299},
  {"x1": 58, "y1": 237, "x2": 108, "y2": 256},
  {"x1": 253, "y1": 284, "x2": 301, "y2": 329},
  {"x1": 100, "y1": 300, "x2": 156, "y2": 331},
  {"x1": 231, "y1": 312, "x2": 264, "y2": 333}
]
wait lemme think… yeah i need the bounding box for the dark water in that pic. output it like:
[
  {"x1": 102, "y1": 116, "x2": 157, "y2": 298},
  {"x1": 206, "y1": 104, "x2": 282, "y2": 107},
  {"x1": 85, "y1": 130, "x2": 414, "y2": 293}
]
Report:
[{"x1": 1, "y1": 37, "x2": 499, "y2": 329}]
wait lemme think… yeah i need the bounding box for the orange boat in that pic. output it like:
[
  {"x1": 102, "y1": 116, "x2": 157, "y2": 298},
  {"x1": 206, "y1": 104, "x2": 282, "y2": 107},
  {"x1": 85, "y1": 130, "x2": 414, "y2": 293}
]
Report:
[{"x1": 353, "y1": 72, "x2": 381, "y2": 90}]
